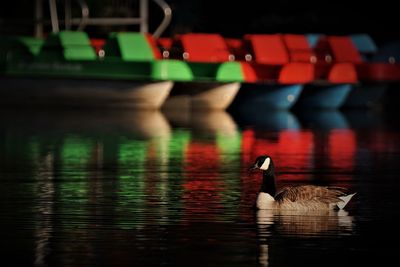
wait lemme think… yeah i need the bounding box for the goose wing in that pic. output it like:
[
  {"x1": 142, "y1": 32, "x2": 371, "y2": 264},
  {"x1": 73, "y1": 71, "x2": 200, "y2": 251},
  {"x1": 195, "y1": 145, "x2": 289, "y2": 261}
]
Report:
[{"x1": 274, "y1": 185, "x2": 348, "y2": 204}]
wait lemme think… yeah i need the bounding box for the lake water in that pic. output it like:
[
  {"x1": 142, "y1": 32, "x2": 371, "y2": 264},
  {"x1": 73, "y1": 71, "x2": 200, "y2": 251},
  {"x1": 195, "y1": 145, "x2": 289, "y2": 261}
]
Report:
[{"x1": 1, "y1": 108, "x2": 400, "y2": 267}]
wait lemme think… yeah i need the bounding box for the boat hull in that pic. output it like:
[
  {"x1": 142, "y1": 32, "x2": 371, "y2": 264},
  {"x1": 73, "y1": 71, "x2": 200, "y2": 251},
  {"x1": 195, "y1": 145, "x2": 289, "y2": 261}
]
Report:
[
  {"x1": 230, "y1": 108, "x2": 301, "y2": 130},
  {"x1": 0, "y1": 77, "x2": 173, "y2": 109},
  {"x1": 230, "y1": 84, "x2": 304, "y2": 110}
]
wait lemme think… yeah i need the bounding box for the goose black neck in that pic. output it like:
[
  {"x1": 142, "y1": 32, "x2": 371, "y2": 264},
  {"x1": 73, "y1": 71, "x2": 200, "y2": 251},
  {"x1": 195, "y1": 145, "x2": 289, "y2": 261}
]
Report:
[{"x1": 260, "y1": 171, "x2": 276, "y2": 196}]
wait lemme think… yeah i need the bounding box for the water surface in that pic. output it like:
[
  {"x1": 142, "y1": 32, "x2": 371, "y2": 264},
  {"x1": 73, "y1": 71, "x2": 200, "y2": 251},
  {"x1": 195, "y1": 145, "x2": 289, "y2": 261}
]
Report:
[{"x1": 1, "y1": 108, "x2": 400, "y2": 267}]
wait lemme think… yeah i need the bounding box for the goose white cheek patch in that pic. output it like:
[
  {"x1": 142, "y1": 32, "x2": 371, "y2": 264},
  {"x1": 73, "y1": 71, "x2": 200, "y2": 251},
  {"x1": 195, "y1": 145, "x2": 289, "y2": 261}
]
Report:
[{"x1": 260, "y1": 157, "x2": 270, "y2": 170}]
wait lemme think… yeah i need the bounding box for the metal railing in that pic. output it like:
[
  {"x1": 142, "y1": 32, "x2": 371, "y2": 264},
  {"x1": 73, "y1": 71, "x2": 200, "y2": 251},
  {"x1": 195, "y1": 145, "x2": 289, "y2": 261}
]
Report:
[{"x1": 35, "y1": 0, "x2": 172, "y2": 38}]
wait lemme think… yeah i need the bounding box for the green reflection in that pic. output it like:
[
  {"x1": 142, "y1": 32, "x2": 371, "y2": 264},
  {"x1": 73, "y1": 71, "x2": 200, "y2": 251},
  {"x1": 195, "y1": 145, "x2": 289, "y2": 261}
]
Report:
[
  {"x1": 167, "y1": 129, "x2": 191, "y2": 170},
  {"x1": 59, "y1": 136, "x2": 93, "y2": 228},
  {"x1": 116, "y1": 138, "x2": 147, "y2": 229},
  {"x1": 61, "y1": 136, "x2": 93, "y2": 167},
  {"x1": 217, "y1": 131, "x2": 242, "y2": 214},
  {"x1": 114, "y1": 130, "x2": 191, "y2": 228},
  {"x1": 164, "y1": 130, "x2": 191, "y2": 223},
  {"x1": 217, "y1": 132, "x2": 242, "y2": 159}
]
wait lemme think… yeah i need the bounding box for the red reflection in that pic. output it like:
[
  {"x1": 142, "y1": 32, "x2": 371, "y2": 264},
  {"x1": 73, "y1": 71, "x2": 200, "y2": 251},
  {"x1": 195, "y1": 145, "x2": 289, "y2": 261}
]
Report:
[
  {"x1": 363, "y1": 131, "x2": 399, "y2": 153},
  {"x1": 242, "y1": 129, "x2": 314, "y2": 180},
  {"x1": 182, "y1": 141, "x2": 222, "y2": 219},
  {"x1": 241, "y1": 129, "x2": 256, "y2": 164},
  {"x1": 328, "y1": 129, "x2": 356, "y2": 170},
  {"x1": 243, "y1": 128, "x2": 357, "y2": 175}
]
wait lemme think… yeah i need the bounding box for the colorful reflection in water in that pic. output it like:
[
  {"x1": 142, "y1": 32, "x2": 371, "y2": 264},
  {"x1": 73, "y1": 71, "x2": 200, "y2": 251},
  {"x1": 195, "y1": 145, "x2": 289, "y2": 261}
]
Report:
[{"x1": 1, "y1": 109, "x2": 400, "y2": 266}]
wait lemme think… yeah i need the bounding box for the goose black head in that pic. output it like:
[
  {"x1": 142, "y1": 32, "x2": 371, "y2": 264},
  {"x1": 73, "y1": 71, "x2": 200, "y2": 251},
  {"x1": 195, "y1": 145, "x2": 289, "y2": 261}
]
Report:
[{"x1": 249, "y1": 155, "x2": 275, "y2": 173}]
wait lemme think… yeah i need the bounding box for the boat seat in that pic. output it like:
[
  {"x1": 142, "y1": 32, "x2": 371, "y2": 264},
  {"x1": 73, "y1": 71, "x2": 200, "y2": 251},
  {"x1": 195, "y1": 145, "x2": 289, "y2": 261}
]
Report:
[
  {"x1": 102, "y1": 32, "x2": 193, "y2": 81},
  {"x1": 284, "y1": 34, "x2": 357, "y2": 84},
  {"x1": 328, "y1": 36, "x2": 400, "y2": 82},
  {"x1": 156, "y1": 37, "x2": 184, "y2": 59},
  {"x1": 283, "y1": 34, "x2": 316, "y2": 63},
  {"x1": 241, "y1": 34, "x2": 314, "y2": 84},
  {"x1": 170, "y1": 33, "x2": 244, "y2": 82},
  {"x1": 0, "y1": 36, "x2": 43, "y2": 65},
  {"x1": 224, "y1": 38, "x2": 247, "y2": 61},
  {"x1": 328, "y1": 36, "x2": 363, "y2": 63},
  {"x1": 245, "y1": 34, "x2": 289, "y2": 65},
  {"x1": 102, "y1": 32, "x2": 161, "y2": 61},
  {"x1": 37, "y1": 31, "x2": 97, "y2": 61},
  {"x1": 351, "y1": 34, "x2": 378, "y2": 61},
  {"x1": 179, "y1": 33, "x2": 233, "y2": 62},
  {"x1": 157, "y1": 37, "x2": 173, "y2": 51},
  {"x1": 90, "y1": 38, "x2": 106, "y2": 55},
  {"x1": 306, "y1": 34, "x2": 323, "y2": 48}
]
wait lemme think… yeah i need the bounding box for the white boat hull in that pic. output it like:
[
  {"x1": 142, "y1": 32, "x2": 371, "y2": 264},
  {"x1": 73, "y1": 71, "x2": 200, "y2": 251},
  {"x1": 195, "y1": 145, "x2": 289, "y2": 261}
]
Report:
[{"x1": 0, "y1": 78, "x2": 173, "y2": 109}]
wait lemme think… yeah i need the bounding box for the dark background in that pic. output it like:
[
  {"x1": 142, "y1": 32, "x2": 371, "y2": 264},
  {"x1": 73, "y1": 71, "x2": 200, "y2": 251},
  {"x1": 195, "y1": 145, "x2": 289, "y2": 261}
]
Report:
[{"x1": 0, "y1": 0, "x2": 399, "y2": 46}]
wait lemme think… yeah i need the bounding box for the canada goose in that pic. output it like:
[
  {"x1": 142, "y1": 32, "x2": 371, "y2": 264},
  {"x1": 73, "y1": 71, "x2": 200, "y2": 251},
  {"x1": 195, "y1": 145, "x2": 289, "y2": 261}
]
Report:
[{"x1": 249, "y1": 155, "x2": 356, "y2": 210}]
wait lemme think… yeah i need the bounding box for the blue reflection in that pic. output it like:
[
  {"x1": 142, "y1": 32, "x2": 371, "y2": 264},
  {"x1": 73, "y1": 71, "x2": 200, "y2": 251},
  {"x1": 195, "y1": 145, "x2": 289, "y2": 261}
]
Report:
[
  {"x1": 229, "y1": 103, "x2": 300, "y2": 130},
  {"x1": 295, "y1": 110, "x2": 349, "y2": 130}
]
